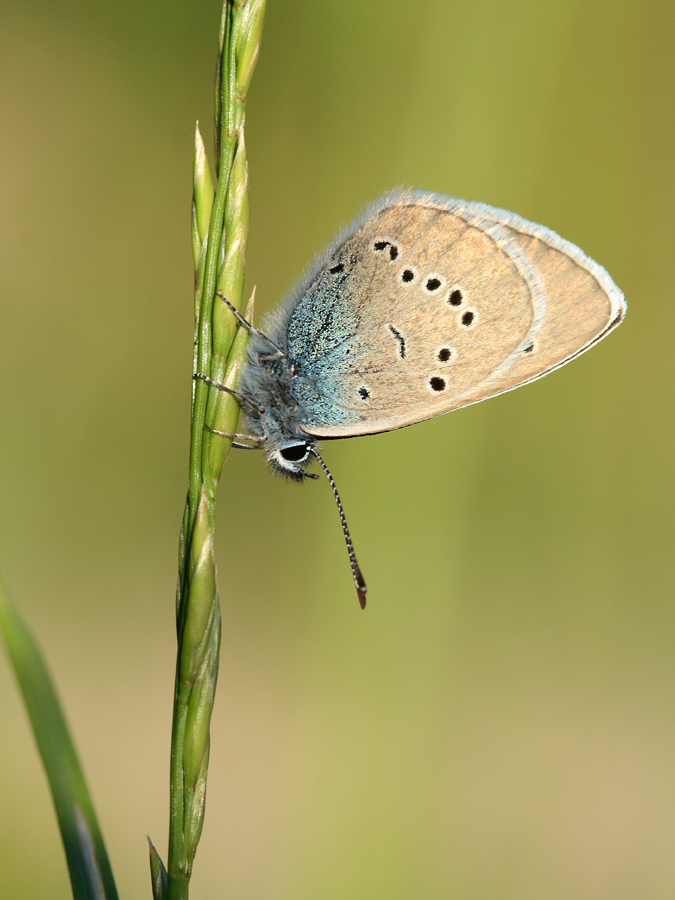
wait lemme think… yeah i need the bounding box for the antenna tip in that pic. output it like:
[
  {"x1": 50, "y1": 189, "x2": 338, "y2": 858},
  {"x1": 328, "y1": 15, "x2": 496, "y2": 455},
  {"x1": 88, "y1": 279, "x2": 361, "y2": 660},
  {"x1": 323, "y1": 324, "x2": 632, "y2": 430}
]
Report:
[{"x1": 354, "y1": 566, "x2": 367, "y2": 609}]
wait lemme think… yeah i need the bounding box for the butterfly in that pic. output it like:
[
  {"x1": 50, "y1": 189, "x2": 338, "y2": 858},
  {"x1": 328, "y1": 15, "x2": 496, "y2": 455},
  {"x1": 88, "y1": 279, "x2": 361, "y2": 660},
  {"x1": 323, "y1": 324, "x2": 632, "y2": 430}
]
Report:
[{"x1": 200, "y1": 190, "x2": 625, "y2": 607}]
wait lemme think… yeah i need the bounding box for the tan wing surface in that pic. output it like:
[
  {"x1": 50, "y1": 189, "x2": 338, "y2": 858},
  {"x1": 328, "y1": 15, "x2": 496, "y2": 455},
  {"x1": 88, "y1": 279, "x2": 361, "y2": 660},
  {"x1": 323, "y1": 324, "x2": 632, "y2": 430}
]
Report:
[
  {"x1": 300, "y1": 195, "x2": 624, "y2": 439},
  {"x1": 446, "y1": 199, "x2": 626, "y2": 407}
]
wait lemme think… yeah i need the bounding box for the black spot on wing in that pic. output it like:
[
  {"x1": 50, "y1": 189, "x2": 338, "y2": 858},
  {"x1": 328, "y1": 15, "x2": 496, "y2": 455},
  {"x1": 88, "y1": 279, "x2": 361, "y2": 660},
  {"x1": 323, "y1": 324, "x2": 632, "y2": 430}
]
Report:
[
  {"x1": 388, "y1": 324, "x2": 406, "y2": 359},
  {"x1": 372, "y1": 239, "x2": 399, "y2": 261}
]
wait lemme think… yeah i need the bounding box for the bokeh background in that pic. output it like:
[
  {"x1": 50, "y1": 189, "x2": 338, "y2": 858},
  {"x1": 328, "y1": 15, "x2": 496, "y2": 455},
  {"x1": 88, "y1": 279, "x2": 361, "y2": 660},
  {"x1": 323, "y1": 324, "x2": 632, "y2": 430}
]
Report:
[{"x1": 1, "y1": 1, "x2": 673, "y2": 898}]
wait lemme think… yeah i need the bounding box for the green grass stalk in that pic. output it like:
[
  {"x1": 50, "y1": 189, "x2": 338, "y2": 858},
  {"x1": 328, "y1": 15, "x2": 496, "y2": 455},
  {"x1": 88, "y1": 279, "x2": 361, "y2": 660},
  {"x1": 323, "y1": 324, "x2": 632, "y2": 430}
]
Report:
[{"x1": 157, "y1": 3, "x2": 267, "y2": 899}]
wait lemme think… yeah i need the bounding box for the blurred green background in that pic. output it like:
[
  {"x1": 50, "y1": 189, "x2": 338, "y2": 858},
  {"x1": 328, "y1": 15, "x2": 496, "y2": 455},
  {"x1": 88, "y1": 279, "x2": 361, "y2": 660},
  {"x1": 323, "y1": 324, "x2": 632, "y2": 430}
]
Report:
[{"x1": 1, "y1": 1, "x2": 673, "y2": 898}]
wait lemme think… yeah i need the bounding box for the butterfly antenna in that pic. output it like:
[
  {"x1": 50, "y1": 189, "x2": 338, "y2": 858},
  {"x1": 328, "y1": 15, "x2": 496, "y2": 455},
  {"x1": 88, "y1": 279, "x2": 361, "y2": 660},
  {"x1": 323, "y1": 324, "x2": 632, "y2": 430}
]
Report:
[{"x1": 309, "y1": 447, "x2": 367, "y2": 610}]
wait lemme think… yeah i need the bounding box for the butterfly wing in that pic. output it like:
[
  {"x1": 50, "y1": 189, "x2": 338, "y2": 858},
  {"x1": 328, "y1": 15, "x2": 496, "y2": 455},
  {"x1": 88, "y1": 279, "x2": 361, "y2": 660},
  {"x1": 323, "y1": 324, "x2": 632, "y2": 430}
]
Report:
[
  {"x1": 284, "y1": 191, "x2": 625, "y2": 439},
  {"x1": 447, "y1": 198, "x2": 626, "y2": 407}
]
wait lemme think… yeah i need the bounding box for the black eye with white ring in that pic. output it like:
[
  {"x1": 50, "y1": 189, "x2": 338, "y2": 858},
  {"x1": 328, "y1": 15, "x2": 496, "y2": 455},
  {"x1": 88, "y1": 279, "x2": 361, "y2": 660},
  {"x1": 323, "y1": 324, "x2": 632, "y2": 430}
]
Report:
[{"x1": 280, "y1": 443, "x2": 311, "y2": 463}]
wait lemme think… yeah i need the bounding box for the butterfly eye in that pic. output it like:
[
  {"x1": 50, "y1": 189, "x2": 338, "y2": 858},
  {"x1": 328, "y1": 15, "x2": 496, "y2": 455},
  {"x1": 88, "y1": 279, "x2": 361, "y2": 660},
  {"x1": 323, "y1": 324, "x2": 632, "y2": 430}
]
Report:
[
  {"x1": 269, "y1": 443, "x2": 316, "y2": 482},
  {"x1": 280, "y1": 443, "x2": 310, "y2": 463}
]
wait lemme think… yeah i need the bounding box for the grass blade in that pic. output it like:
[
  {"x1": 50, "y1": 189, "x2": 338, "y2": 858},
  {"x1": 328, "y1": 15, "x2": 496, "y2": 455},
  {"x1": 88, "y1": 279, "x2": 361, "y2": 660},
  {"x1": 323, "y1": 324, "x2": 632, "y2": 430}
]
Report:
[{"x1": 0, "y1": 582, "x2": 119, "y2": 900}]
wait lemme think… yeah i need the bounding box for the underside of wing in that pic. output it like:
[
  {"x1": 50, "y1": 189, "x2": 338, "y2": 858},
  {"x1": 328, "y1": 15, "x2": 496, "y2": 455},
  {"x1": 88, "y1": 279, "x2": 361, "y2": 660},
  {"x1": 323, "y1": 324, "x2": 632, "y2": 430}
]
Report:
[
  {"x1": 438, "y1": 197, "x2": 626, "y2": 408},
  {"x1": 285, "y1": 192, "x2": 624, "y2": 439}
]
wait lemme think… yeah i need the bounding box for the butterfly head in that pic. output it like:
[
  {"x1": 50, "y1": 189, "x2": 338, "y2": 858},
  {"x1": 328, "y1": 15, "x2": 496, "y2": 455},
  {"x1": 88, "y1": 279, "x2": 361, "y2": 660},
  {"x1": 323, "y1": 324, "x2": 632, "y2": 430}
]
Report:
[{"x1": 267, "y1": 440, "x2": 318, "y2": 481}]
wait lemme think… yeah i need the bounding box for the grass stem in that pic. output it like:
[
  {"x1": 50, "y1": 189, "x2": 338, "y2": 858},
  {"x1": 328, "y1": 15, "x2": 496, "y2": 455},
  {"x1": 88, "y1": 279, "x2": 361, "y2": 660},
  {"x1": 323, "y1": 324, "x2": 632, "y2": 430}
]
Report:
[{"x1": 156, "y1": 3, "x2": 266, "y2": 898}]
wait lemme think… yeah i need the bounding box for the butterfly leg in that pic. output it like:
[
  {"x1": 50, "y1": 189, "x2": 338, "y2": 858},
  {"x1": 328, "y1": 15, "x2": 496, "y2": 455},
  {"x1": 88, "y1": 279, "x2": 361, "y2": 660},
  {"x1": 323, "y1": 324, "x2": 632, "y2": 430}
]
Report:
[
  {"x1": 194, "y1": 373, "x2": 264, "y2": 414},
  {"x1": 205, "y1": 423, "x2": 265, "y2": 445},
  {"x1": 196, "y1": 373, "x2": 268, "y2": 446},
  {"x1": 216, "y1": 291, "x2": 287, "y2": 359},
  {"x1": 231, "y1": 440, "x2": 264, "y2": 450}
]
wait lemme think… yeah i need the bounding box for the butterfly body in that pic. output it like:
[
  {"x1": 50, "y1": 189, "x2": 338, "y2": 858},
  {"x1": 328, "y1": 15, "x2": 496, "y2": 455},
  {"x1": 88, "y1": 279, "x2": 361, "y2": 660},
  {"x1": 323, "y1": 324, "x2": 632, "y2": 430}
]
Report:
[{"x1": 239, "y1": 189, "x2": 625, "y2": 480}]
